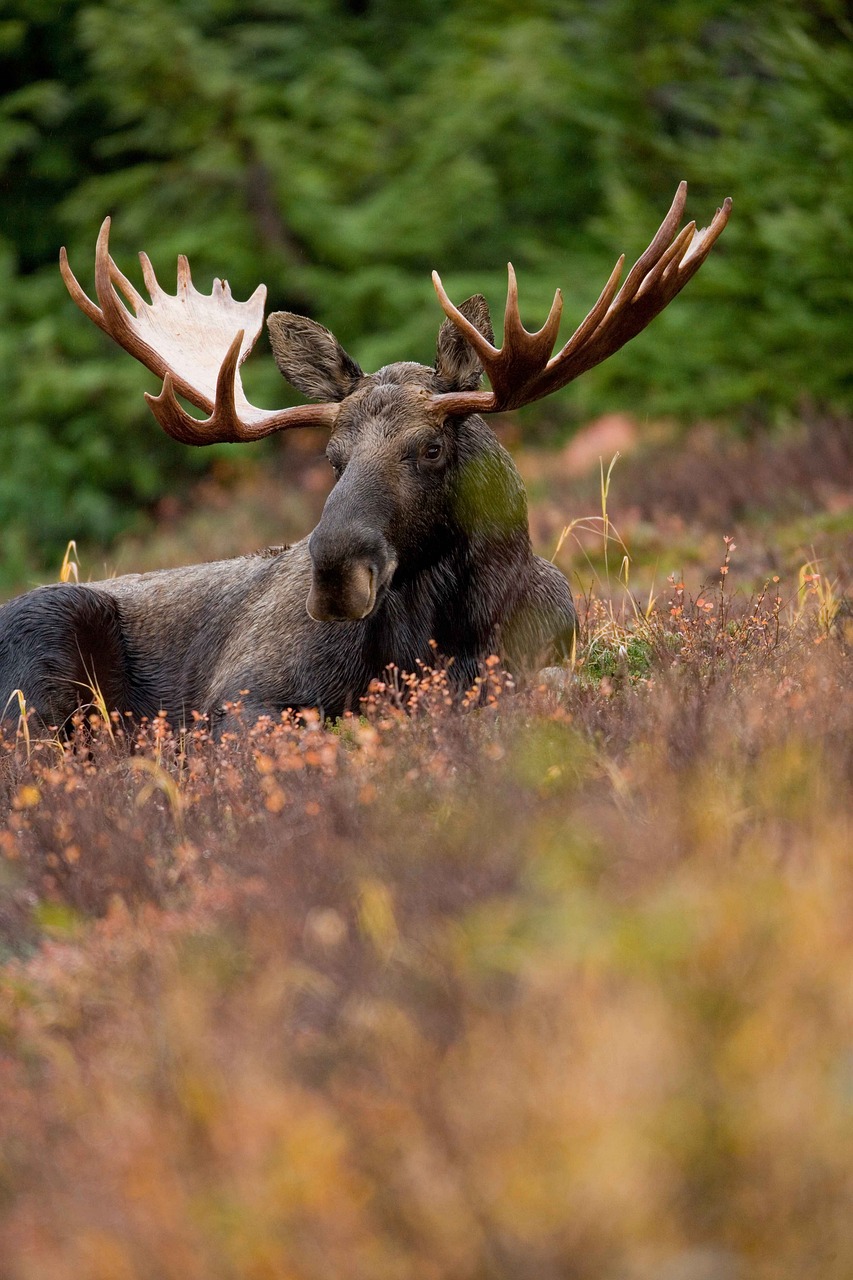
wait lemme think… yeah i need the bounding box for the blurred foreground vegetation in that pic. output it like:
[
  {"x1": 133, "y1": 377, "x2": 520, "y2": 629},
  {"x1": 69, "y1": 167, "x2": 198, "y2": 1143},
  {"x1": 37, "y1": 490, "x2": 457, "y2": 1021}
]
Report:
[
  {"x1": 1, "y1": 0, "x2": 852, "y2": 581},
  {"x1": 1, "y1": 539, "x2": 851, "y2": 1278}
]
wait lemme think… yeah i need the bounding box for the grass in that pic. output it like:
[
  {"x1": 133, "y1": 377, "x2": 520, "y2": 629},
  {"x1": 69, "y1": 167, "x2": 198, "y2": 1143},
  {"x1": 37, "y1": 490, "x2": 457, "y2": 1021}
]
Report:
[{"x1": 0, "y1": 421, "x2": 851, "y2": 1278}]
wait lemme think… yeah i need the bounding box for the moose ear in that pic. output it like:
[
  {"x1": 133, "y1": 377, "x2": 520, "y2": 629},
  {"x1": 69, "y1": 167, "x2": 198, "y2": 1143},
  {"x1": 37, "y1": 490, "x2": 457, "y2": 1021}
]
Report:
[
  {"x1": 267, "y1": 312, "x2": 363, "y2": 402},
  {"x1": 434, "y1": 294, "x2": 495, "y2": 392}
]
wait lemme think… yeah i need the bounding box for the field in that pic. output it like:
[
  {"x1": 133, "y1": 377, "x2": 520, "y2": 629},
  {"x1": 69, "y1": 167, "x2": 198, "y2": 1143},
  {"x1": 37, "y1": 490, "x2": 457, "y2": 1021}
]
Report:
[{"x1": 1, "y1": 419, "x2": 852, "y2": 1280}]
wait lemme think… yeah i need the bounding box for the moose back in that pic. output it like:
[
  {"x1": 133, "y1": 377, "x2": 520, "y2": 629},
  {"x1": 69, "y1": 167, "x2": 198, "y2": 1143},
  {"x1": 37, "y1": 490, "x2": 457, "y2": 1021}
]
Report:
[{"x1": 0, "y1": 183, "x2": 730, "y2": 730}]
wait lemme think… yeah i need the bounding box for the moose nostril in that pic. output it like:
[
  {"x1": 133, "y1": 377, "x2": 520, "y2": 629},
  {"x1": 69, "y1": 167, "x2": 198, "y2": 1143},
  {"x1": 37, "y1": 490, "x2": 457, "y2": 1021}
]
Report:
[{"x1": 306, "y1": 555, "x2": 382, "y2": 623}]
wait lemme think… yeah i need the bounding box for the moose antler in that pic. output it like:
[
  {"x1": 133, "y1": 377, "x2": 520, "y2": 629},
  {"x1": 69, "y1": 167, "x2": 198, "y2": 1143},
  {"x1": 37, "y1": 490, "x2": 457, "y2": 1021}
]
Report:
[
  {"x1": 430, "y1": 182, "x2": 732, "y2": 417},
  {"x1": 60, "y1": 218, "x2": 338, "y2": 444},
  {"x1": 62, "y1": 184, "x2": 729, "y2": 444}
]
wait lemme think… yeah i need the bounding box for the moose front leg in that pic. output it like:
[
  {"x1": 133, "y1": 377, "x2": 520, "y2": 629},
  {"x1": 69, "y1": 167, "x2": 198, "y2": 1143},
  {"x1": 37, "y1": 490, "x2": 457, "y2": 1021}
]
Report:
[{"x1": 501, "y1": 556, "x2": 577, "y2": 674}]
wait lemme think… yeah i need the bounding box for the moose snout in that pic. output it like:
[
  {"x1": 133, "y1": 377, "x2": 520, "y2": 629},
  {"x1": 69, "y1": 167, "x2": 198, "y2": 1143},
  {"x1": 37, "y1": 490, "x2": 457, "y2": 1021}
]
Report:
[{"x1": 307, "y1": 526, "x2": 396, "y2": 623}]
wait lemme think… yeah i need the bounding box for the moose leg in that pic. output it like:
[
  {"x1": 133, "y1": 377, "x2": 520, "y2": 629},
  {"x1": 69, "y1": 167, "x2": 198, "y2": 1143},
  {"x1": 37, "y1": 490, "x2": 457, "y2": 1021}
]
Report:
[
  {"x1": 501, "y1": 556, "x2": 577, "y2": 672},
  {"x1": 0, "y1": 585, "x2": 129, "y2": 731}
]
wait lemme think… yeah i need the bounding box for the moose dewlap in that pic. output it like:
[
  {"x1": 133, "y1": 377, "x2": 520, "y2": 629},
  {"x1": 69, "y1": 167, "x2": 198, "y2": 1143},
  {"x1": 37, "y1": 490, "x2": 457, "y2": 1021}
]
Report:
[{"x1": 0, "y1": 183, "x2": 730, "y2": 730}]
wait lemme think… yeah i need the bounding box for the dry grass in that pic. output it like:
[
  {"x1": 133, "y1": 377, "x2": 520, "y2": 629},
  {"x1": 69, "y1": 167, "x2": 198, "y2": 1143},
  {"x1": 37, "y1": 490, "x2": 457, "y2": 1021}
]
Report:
[
  {"x1": 0, "y1": 529, "x2": 851, "y2": 1278},
  {"x1": 525, "y1": 413, "x2": 853, "y2": 600}
]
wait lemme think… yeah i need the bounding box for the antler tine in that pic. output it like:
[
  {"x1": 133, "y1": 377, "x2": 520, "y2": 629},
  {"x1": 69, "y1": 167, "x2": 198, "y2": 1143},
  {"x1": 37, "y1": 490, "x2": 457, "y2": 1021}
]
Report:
[
  {"x1": 138, "y1": 250, "x2": 165, "y2": 299},
  {"x1": 93, "y1": 217, "x2": 157, "y2": 368},
  {"x1": 635, "y1": 220, "x2": 696, "y2": 299},
  {"x1": 676, "y1": 198, "x2": 731, "y2": 275},
  {"x1": 430, "y1": 184, "x2": 731, "y2": 418},
  {"x1": 107, "y1": 251, "x2": 147, "y2": 315},
  {"x1": 608, "y1": 180, "x2": 689, "y2": 311},
  {"x1": 548, "y1": 254, "x2": 625, "y2": 367},
  {"x1": 432, "y1": 270, "x2": 499, "y2": 363},
  {"x1": 503, "y1": 263, "x2": 563, "y2": 359},
  {"x1": 62, "y1": 218, "x2": 342, "y2": 444},
  {"x1": 59, "y1": 223, "x2": 109, "y2": 334},
  {"x1": 177, "y1": 254, "x2": 192, "y2": 295}
]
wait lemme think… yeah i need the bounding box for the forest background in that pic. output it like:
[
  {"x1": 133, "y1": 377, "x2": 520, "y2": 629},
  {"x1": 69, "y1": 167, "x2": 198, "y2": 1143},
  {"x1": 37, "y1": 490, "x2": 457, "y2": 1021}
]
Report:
[{"x1": 0, "y1": 0, "x2": 851, "y2": 590}]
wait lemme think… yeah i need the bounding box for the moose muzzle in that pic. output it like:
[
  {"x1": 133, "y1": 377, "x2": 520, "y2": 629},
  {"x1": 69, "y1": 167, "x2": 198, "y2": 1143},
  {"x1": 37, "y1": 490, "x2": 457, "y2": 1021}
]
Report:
[{"x1": 307, "y1": 524, "x2": 397, "y2": 623}]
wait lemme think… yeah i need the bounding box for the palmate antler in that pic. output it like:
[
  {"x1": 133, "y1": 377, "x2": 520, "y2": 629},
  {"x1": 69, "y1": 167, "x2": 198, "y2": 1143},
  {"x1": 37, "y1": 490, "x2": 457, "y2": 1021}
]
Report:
[
  {"x1": 61, "y1": 184, "x2": 730, "y2": 443},
  {"x1": 60, "y1": 218, "x2": 337, "y2": 444},
  {"x1": 430, "y1": 182, "x2": 732, "y2": 417}
]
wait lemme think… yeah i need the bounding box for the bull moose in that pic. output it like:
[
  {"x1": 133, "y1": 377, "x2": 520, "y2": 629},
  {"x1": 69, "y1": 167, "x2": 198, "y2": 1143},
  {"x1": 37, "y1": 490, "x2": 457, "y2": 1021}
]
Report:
[{"x1": 0, "y1": 183, "x2": 730, "y2": 730}]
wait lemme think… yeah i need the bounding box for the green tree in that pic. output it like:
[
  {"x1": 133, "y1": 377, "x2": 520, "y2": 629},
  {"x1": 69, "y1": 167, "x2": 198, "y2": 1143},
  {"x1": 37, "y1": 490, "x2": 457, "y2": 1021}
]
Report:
[{"x1": 0, "y1": 0, "x2": 850, "y2": 580}]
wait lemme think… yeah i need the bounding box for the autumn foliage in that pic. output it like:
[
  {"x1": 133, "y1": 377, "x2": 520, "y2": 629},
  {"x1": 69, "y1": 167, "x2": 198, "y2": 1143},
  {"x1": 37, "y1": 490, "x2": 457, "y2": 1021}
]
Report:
[{"x1": 0, "y1": 543, "x2": 851, "y2": 1280}]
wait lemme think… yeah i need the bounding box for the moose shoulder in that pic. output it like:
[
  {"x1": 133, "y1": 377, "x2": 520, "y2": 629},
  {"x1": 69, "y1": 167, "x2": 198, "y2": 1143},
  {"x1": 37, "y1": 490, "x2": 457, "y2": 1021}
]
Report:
[{"x1": 0, "y1": 183, "x2": 730, "y2": 730}]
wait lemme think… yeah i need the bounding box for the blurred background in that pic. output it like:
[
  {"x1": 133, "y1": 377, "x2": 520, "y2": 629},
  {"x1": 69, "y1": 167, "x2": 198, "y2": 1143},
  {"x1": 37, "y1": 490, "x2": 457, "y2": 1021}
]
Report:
[{"x1": 0, "y1": 0, "x2": 851, "y2": 590}]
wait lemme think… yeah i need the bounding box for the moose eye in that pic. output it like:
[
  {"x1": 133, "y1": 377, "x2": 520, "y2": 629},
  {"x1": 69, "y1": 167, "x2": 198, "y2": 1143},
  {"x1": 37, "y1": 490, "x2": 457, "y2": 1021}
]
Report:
[{"x1": 422, "y1": 441, "x2": 444, "y2": 462}]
